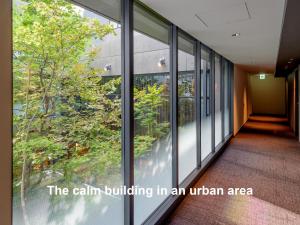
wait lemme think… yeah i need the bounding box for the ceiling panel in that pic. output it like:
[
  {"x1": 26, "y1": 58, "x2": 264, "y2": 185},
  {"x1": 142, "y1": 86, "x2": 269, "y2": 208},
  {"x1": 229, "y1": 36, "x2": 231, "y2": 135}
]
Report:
[
  {"x1": 196, "y1": 2, "x2": 250, "y2": 28},
  {"x1": 141, "y1": 0, "x2": 286, "y2": 74}
]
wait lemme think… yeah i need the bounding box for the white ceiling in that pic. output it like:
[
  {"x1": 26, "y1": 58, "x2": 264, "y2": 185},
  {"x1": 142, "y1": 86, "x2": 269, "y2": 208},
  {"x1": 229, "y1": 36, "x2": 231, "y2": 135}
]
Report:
[{"x1": 140, "y1": 0, "x2": 286, "y2": 73}]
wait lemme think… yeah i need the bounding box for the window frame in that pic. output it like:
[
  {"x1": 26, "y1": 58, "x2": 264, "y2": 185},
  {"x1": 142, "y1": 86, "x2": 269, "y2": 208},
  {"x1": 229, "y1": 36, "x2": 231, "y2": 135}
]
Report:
[{"x1": 9, "y1": 0, "x2": 234, "y2": 224}]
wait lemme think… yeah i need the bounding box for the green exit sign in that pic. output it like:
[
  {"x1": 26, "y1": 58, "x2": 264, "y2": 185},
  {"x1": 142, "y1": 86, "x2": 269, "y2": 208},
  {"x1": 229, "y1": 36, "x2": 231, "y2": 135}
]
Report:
[{"x1": 260, "y1": 74, "x2": 266, "y2": 80}]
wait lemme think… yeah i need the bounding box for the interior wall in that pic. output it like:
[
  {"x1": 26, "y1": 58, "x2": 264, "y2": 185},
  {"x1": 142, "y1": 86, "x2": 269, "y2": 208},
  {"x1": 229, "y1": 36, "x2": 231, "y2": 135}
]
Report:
[
  {"x1": 298, "y1": 66, "x2": 300, "y2": 142},
  {"x1": 296, "y1": 65, "x2": 300, "y2": 142},
  {"x1": 233, "y1": 65, "x2": 251, "y2": 135},
  {"x1": 249, "y1": 74, "x2": 286, "y2": 115},
  {"x1": 287, "y1": 72, "x2": 296, "y2": 132},
  {"x1": 0, "y1": 0, "x2": 12, "y2": 224}
]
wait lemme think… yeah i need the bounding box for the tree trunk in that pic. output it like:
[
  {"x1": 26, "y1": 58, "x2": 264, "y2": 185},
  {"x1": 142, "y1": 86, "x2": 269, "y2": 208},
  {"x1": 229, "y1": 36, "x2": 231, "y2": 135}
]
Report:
[
  {"x1": 21, "y1": 158, "x2": 31, "y2": 225},
  {"x1": 20, "y1": 66, "x2": 32, "y2": 225}
]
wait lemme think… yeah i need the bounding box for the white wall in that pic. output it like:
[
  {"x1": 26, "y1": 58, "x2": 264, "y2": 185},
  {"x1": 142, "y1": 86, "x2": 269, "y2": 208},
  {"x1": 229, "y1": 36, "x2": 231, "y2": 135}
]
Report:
[{"x1": 233, "y1": 65, "x2": 251, "y2": 135}]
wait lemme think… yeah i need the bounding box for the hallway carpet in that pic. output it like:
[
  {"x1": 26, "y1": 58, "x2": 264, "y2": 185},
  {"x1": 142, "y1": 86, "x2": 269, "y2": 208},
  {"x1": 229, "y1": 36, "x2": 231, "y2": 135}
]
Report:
[{"x1": 166, "y1": 116, "x2": 300, "y2": 225}]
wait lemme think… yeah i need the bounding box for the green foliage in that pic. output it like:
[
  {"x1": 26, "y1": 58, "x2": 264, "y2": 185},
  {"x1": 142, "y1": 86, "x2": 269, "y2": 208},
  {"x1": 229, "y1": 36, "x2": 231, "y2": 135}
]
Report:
[
  {"x1": 178, "y1": 76, "x2": 194, "y2": 97},
  {"x1": 13, "y1": 0, "x2": 170, "y2": 196},
  {"x1": 14, "y1": 136, "x2": 65, "y2": 164},
  {"x1": 134, "y1": 136, "x2": 155, "y2": 158},
  {"x1": 13, "y1": 0, "x2": 121, "y2": 190},
  {"x1": 134, "y1": 83, "x2": 169, "y2": 137}
]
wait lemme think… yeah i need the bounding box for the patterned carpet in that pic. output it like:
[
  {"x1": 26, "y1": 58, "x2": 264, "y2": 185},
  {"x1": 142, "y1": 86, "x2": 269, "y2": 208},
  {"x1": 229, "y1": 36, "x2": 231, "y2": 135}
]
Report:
[{"x1": 166, "y1": 116, "x2": 300, "y2": 225}]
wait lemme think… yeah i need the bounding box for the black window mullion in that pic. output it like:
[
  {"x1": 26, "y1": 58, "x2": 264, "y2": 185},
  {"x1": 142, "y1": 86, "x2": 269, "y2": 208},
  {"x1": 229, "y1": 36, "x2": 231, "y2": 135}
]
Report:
[
  {"x1": 206, "y1": 67, "x2": 210, "y2": 115},
  {"x1": 171, "y1": 24, "x2": 178, "y2": 189},
  {"x1": 229, "y1": 62, "x2": 234, "y2": 135},
  {"x1": 196, "y1": 41, "x2": 201, "y2": 167},
  {"x1": 221, "y1": 57, "x2": 225, "y2": 142},
  {"x1": 211, "y1": 51, "x2": 215, "y2": 152},
  {"x1": 121, "y1": 0, "x2": 134, "y2": 224}
]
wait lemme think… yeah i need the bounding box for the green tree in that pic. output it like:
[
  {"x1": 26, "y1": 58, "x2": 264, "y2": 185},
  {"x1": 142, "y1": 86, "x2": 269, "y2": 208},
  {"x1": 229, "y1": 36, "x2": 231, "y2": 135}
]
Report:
[
  {"x1": 13, "y1": 1, "x2": 116, "y2": 224},
  {"x1": 134, "y1": 83, "x2": 169, "y2": 138},
  {"x1": 13, "y1": 0, "x2": 168, "y2": 224}
]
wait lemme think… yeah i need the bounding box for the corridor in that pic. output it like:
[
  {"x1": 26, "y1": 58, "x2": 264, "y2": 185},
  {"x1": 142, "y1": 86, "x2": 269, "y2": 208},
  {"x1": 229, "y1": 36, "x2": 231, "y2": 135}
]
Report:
[
  {"x1": 166, "y1": 115, "x2": 300, "y2": 225},
  {"x1": 2, "y1": 0, "x2": 300, "y2": 224}
]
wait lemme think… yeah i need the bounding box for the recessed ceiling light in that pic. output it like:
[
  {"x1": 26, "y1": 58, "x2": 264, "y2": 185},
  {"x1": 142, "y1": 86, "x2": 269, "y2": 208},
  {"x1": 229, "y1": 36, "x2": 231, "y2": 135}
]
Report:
[
  {"x1": 232, "y1": 32, "x2": 240, "y2": 37},
  {"x1": 288, "y1": 61, "x2": 292, "y2": 64},
  {"x1": 289, "y1": 58, "x2": 294, "y2": 61}
]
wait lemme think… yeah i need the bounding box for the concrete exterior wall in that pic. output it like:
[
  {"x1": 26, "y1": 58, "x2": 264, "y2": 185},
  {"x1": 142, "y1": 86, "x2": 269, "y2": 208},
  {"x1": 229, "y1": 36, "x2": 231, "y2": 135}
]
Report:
[
  {"x1": 249, "y1": 74, "x2": 286, "y2": 115},
  {"x1": 92, "y1": 28, "x2": 195, "y2": 76},
  {"x1": 233, "y1": 65, "x2": 251, "y2": 135}
]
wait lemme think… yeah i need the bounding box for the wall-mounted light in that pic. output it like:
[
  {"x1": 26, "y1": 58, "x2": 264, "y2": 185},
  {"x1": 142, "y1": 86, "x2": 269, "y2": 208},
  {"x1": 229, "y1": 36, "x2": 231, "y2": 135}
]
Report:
[
  {"x1": 157, "y1": 57, "x2": 166, "y2": 67},
  {"x1": 259, "y1": 73, "x2": 266, "y2": 80},
  {"x1": 232, "y1": 32, "x2": 240, "y2": 37},
  {"x1": 104, "y1": 64, "x2": 112, "y2": 71}
]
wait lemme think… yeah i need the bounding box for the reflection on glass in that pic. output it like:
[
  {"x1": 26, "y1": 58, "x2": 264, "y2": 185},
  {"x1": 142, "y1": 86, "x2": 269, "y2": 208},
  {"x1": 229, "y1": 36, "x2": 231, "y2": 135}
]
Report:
[
  {"x1": 133, "y1": 3, "x2": 172, "y2": 224},
  {"x1": 214, "y1": 54, "x2": 222, "y2": 147},
  {"x1": 224, "y1": 60, "x2": 230, "y2": 137},
  {"x1": 178, "y1": 32, "x2": 196, "y2": 184},
  {"x1": 13, "y1": 0, "x2": 123, "y2": 224},
  {"x1": 201, "y1": 47, "x2": 212, "y2": 160}
]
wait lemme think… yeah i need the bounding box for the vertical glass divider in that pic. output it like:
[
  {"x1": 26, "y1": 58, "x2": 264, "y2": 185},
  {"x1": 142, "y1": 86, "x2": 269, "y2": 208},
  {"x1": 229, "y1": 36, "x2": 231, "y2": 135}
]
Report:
[
  {"x1": 211, "y1": 51, "x2": 215, "y2": 153},
  {"x1": 196, "y1": 41, "x2": 202, "y2": 167},
  {"x1": 171, "y1": 25, "x2": 179, "y2": 189},
  {"x1": 121, "y1": 0, "x2": 134, "y2": 224}
]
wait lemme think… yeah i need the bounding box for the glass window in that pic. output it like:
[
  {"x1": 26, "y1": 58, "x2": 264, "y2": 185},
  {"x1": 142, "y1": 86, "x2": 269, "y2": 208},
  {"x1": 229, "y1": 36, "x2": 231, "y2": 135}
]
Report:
[
  {"x1": 201, "y1": 47, "x2": 212, "y2": 161},
  {"x1": 214, "y1": 54, "x2": 222, "y2": 147},
  {"x1": 224, "y1": 60, "x2": 230, "y2": 137},
  {"x1": 133, "y1": 3, "x2": 172, "y2": 224},
  {"x1": 12, "y1": 0, "x2": 234, "y2": 223},
  {"x1": 13, "y1": 0, "x2": 123, "y2": 224},
  {"x1": 178, "y1": 32, "x2": 197, "y2": 184}
]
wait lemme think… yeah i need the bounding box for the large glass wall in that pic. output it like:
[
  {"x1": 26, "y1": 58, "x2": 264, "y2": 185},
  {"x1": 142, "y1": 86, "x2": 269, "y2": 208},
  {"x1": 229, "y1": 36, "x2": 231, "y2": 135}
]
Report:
[
  {"x1": 178, "y1": 31, "x2": 197, "y2": 184},
  {"x1": 224, "y1": 60, "x2": 230, "y2": 137},
  {"x1": 13, "y1": 0, "x2": 123, "y2": 224},
  {"x1": 201, "y1": 47, "x2": 212, "y2": 160},
  {"x1": 12, "y1": 1, "x2": 233, "y2": 224},
  {"x1": 133, "y1": 4, "x2": 172, "y2": 224},
  {"x1": 215, "y1": 54, "x2": 222, "y2": 147}
]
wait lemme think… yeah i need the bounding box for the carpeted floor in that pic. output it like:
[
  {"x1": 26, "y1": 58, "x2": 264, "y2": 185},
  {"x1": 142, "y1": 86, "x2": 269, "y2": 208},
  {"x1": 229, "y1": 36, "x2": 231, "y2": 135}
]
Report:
[{"x1": 166, "y1": 115, "x2": 300, "y2": 225}]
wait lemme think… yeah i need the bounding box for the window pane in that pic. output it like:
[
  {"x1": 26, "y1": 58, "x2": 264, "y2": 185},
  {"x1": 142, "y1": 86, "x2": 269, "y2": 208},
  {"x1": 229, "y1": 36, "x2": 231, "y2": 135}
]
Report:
[
  {"x1": 201, "y1": 47, "x2": 212, "y2": 160},
  {"x1": 215, "y1": 54, "x2": 222, "y2": 146},
  {"x1": 13, "y1": 0, "x2": 123, "y2": 224},
  {"x1": 133, "y1": 4, "x2": 172, "y2": 224},
  {"x1": 178, "y1": 32, "x2": 196, "y2": 183},
  {"x1": 224, "y1": 60, "x2": 230, "y2": 136}
]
